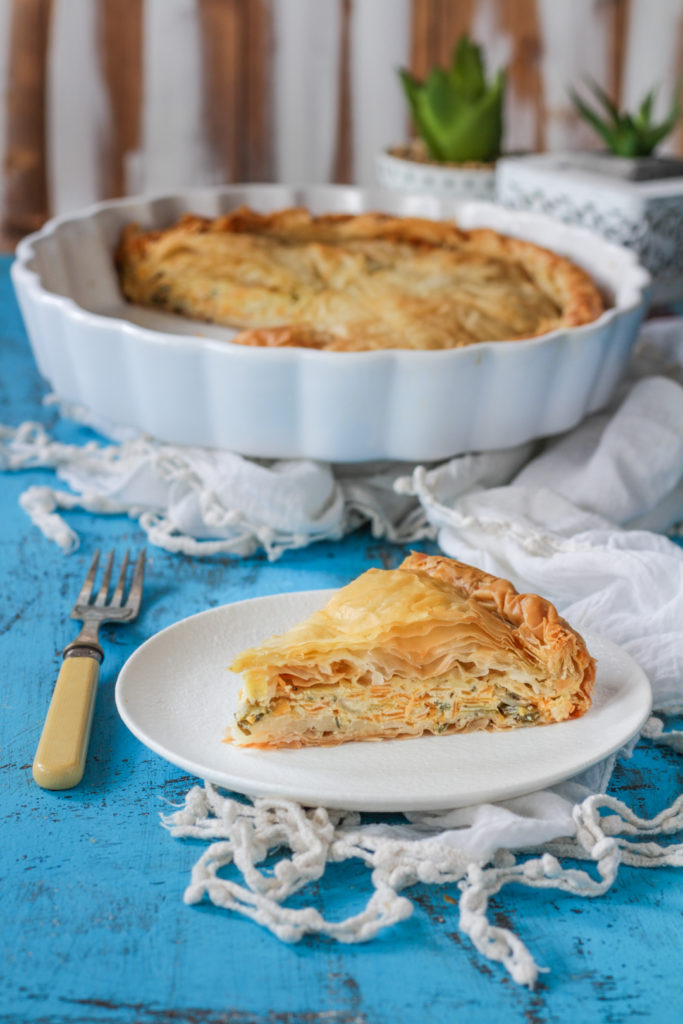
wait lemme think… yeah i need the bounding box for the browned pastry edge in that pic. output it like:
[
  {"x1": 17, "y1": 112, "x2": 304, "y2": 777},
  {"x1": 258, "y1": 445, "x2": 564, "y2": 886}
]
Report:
[
  {"x1": 401, "y1": 551, "x2": 596, "y2": 713},
  {"x1": 116, "y1": 206, "x2": 605, "y2": 350}
]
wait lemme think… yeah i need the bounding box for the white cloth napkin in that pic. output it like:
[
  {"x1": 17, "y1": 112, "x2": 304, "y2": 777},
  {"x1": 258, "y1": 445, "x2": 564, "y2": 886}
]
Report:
[{"x1": 3, "y1": 317, "x2": 683, "y2": 986}]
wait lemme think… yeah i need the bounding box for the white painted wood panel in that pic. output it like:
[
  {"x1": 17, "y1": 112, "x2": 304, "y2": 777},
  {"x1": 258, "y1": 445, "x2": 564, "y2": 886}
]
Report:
[
  {"x1": 48, "y1": 0, "x2": 105, "y2": 214},
  {"x1": 273, "y1": 0, "x2": 342, "y2": 183},
  {"x1": 621, "y1": 0, "x2": 683, "y2": 156},
  {"x1": 350, "y1": 0, "x2": 410, "y2": 185},
  {"x1": 137, "y1": 0, "x2": 217, "y2": 194},
  {"x1": 537, "y1": 0, "x2": 614, "y2": 152}
]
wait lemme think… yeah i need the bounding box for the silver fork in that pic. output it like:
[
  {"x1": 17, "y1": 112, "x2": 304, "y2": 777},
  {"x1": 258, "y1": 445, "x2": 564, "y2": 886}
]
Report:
[{"x1": 33, "y1": 549, "x2": 146, "y2": 791}]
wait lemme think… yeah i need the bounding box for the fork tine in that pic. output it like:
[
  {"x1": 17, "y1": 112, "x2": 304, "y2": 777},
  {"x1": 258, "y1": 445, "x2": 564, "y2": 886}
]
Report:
[
  {"x1": 125, "y1": 550, "x2": 146, "y2": 615},
  {"x1": 110, "y1": 549, "x2": 130, "y2": 607},
  {"x1": 94, "y1": 550, "x2": 115, "y2": 606},
  {"x1": 75, "y1": 549, "x2": 100, "y2": 606}
]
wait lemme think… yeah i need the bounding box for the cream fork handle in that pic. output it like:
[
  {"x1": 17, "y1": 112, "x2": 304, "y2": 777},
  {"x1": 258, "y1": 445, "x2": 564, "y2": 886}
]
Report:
[{"x1": 32, "y1": 653, "x2": 100, "y2": 790}]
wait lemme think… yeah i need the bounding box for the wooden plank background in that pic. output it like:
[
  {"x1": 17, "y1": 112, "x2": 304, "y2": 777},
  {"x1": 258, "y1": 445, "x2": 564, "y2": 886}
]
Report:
[{"x1": 1, "y1": 0, "x2": 682, "y2": 247}]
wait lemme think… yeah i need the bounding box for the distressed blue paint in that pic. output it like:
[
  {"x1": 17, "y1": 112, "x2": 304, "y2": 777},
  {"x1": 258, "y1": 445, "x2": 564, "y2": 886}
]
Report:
[{"x1": 1, "y1": 253, "x2": 682, "y2": 1024}]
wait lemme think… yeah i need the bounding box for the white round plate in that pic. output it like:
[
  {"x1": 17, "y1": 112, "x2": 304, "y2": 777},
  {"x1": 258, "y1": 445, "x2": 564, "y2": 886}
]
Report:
[{"x1": 115, "y1": 590, "x2": 652, "y2": 811}]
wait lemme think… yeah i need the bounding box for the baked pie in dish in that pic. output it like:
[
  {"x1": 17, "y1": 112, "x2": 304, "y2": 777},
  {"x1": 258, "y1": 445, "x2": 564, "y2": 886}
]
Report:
[
  {"x1": 116, "y1": 206, "x2": 604, "y2": 351},
  {"x1": 228, "y1": 552, "x2": 596, "y2": 748},
  {"x1": 13, "y1": 184, "x2": 649, "y2": 460}
]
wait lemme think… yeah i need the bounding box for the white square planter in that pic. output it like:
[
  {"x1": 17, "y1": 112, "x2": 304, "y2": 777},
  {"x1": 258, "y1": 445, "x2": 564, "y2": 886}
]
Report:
[{"x1": 497, "y1": 153, "x2": 683, "y2": 306}]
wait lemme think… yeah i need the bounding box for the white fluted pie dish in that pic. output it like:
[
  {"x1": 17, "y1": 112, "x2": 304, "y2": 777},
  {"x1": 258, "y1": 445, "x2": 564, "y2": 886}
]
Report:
[{"x1": 11, "y1": 185, "x2": 650, "y2": 462}]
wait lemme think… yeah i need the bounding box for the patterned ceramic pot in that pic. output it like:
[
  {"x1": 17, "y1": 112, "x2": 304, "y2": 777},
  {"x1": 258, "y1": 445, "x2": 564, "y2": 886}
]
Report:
[
  {"x1": 377, "y1": 147, "x2": 497, "y2": 200},
  {"x1": 497, "y1": 153, "x2": 683, "y2": 306}
]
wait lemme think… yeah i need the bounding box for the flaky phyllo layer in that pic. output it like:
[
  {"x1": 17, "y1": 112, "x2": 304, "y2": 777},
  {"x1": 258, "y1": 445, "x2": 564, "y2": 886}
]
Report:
[
  {"x1": 116, "y1": 207, "x2": 604, "y2": 351},
  {"x1": 227, "y1": 554, "x2": 595, "y2": 748}
]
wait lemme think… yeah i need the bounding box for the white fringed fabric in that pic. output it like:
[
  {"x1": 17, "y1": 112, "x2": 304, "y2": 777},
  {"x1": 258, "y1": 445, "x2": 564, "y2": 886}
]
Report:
[
  {"x1": 161, "y1": 781, "x2": 683, "y2": 988},
  {"x1": 0, "y1": 420, "x2": 530, "y2": 560}
]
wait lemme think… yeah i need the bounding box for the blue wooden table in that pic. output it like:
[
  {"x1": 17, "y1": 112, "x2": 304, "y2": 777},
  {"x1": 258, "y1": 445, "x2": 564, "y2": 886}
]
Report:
[{"x1": 1, "y1": 253, "x2": 682, "y2": 1024}]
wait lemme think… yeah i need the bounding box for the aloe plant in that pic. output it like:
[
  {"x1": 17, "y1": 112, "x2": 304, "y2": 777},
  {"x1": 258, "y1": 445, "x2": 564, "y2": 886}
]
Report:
[
  {"x1": 570, "y1": 79, "x2": 680, "y2": 158},
  {"x1": 399, "y1": 36, "x2": 505, "y2": 164}
]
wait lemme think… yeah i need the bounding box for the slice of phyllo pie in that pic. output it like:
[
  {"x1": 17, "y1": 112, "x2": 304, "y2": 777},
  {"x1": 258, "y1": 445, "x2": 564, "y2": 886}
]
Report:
[{"x1": 227, "y1": 553, "x2": 595, "y2": 748}]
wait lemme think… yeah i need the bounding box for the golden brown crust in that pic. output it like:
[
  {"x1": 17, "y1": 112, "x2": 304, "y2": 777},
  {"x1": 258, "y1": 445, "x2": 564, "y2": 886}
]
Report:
[
  {"x1": 116, "y1": 206, "x2": 605, "y2": 352},
  {"x1": 400, "y1": 550, "x2": 563, "y2": 638},
  {"x1": 400, "y1": 551, "x2": 596, "y2": 714}
]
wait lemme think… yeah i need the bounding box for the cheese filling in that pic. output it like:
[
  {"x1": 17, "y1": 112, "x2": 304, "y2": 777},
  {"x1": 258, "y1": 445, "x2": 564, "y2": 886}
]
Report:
[{"x1": 233, "y1": 665, "x2": 579, "y2": 744}]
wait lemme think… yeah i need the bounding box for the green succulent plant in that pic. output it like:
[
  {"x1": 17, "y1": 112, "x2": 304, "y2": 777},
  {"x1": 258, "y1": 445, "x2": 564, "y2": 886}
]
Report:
[
  {"x1": 570, "y1": 78, "x2": 681, "y2": 158},
  {"x1": 399, "y1": 36, "x2": 505, "y2": 164}
]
